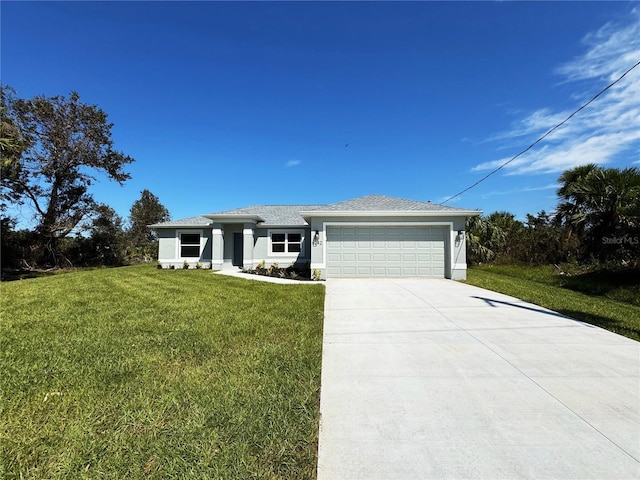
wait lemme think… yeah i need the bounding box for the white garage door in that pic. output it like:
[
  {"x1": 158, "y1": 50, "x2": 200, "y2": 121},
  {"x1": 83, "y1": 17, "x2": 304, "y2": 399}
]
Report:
[{"x1": 326, "y1": 225, "x2": 446, "y2": 278}]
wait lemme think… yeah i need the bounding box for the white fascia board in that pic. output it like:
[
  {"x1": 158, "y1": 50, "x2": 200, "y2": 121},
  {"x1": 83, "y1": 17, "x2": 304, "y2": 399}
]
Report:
[
  {"x1": 202, "y1": 214, "x2": 264, "y2": 223},
  {"x1": 254, "y1": 224, "x2": 310, "y2": 229},
  {"x1": 149, "y1": 223, "x2": 211, "y2": 228},
  {"x1": 300, "y1": 210, "x2": 482, "y2": 219}
]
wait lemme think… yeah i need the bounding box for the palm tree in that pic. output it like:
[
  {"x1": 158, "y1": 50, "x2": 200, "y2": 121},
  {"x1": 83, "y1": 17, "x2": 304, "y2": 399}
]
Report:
[
  {"x1": 466, "y1": 215, "x2": 506, "y2": 264},
  {"x1": 556, "y1": 164, "x2": 640, "y2": 262}
]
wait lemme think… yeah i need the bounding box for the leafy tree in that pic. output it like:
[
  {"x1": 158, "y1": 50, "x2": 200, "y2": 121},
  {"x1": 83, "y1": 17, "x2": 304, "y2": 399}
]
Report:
[
  {"x1": 1, "y1": 86, "x2": 26, "y2": 211},
  {"x1": 467, "y1": 210, "x2": 578, "y2": 266},
  {"x1": 1, "y1": 87, "x2": 134, "y2": 265},
  {"x1": 556, "y1": 164, "x2": 640, "y2": 262},
  {"x1": 0, "y1": 218, "x2": 41, "y2": 273},
  {"x1": 518, "y1": 211, "x2": 579, "y2": 265},
  {"x1": 127, "y1": 189, "x2": 170, "y2": 262},
  {"x1": 88, "y1": 204, "x2": 127, "y2": 266}
]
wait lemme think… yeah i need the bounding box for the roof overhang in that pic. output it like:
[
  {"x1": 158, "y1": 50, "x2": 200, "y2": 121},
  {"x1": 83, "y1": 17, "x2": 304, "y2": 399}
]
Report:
[
  {"x1": 202, "y1": 214, "x2": 264, "y2": 224},
  {"x1": 299, "y1": 209, "x2": 482, "y2": 221},
  {"x1": 149, "y1": 222, "x2": 212, "y2": 229}
]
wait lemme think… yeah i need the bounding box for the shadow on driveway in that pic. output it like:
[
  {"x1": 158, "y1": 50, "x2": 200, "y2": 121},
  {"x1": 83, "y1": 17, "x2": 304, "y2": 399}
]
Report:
[{"x1": 471, "y1": 295, "x2": 637, "y2": 339}]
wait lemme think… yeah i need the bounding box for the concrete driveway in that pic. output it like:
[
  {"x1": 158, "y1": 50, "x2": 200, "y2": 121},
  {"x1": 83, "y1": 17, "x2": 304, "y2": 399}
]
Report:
[{"x1": 317, "y1": 279, "x2": 640, "y2": 479}]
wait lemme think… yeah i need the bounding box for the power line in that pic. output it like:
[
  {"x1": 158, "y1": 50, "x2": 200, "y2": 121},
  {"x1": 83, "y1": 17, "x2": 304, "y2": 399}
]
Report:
[{"x1": 440, "y1": 59, "x2": 640, "y2": 205}]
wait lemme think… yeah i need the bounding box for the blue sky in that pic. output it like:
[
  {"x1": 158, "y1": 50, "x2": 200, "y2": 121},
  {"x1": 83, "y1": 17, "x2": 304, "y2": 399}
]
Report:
[{"x1": 3, "y1": 1, "x2": 639, "y2": 227}]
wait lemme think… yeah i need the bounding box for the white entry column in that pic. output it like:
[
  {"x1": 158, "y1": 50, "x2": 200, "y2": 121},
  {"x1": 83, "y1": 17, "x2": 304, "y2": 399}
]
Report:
[
  {"x1": 211, "y1": 223, "x2": 224, "y2": 271},
  {"x1": 242, "y1": 223, "x2": 254, "y2": 270}
]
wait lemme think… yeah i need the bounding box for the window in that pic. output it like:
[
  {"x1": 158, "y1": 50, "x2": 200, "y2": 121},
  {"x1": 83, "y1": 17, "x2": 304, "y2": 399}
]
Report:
[
  {"x1": 180, "y1": 233, "x2": 201, "y2": 258},
  {"x1": 270, "y1": 231, "x2": 303, "y2": 255}
]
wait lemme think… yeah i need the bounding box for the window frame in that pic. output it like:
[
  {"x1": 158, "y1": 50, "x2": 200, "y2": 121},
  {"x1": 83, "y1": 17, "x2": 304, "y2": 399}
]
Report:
[
  {"x1": 177, "y1": 229, "x2": 203, "y2": 259},
  {"x1": 267, "y1": 229, "x2": 305, "y2": 257}
]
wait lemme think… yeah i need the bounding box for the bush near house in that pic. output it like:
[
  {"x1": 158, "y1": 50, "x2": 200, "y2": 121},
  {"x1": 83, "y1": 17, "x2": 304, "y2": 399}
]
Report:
[{"x1": 243, "y1": 261, "x2": 313, "y2": 281}]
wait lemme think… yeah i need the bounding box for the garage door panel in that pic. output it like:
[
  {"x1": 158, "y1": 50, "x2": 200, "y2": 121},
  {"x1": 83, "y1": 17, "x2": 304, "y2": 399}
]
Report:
[
  {"x1": 326, "y1": 225, "x2": 446, "y2": 278},
  {"x1": 342, "y1": 266, "x2": 357, "y2": 275},
  {"x1": 387, "y1": 267, "x2": 402, "y2": 276}
]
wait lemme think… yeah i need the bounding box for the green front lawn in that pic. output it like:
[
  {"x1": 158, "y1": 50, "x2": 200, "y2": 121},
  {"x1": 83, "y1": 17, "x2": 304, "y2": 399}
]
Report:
[
  {"x1": 1, "y1": 265, "x2": 325, "y2": 479},
  {"x1": 465, "y1": 264, "x2": 640, "y2": 341}
]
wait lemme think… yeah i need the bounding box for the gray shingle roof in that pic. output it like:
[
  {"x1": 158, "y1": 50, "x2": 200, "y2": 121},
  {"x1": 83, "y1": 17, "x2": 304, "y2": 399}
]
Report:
[
  {"x1": 149, "y1": 215, "x2": 212, "y2": 228},
  {"x1": 318, "y1": 194, "x2": 471, "y2": 212},
  {"x1": 151, "y1": 195, "x2": 477, "y2": 228},
  {"x1": 212, "y1": 205, "x2": 325, "y2": 225}
]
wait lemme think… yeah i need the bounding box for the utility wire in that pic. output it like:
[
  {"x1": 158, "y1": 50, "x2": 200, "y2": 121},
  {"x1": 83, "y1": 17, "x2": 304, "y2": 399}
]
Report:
[{"x1": 440, "y1": 59, "x2": 640, "y2": 205}]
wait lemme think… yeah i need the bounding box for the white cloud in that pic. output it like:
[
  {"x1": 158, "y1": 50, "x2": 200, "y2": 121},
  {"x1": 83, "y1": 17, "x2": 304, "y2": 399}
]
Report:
[
  {"x1": 475, "y1": 8, "x2": 640, "y2": 176},
  {"x1": 285, "y1": 159, "x2": 301, "y2": 167},
  {"x1": 481, "y1": 184, "x2": 559, "y2": 198}
]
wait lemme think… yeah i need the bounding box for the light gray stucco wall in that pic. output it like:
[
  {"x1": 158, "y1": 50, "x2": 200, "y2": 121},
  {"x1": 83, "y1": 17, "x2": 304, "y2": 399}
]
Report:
[
  {"x1": 157, "y1": 227, "x2": 212, "y2": 268},
  {"x1": 251, "y1": 226, "x2": 311, "y2": 268},
  {"x1": 201, "y1": 229, "x2": 213, "y2": 263},
  {"x1": 450, "y1": 217, "x2": 468, "y2": 281},
  {"x1": 158, "y1": 229, "x2": 177, "y2": 261},
  {"x1": 254, "y1": 229, "x2": 268, "y2": 260}
]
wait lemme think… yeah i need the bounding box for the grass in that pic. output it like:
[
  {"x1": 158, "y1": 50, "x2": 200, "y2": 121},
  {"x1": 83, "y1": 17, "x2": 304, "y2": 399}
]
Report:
[
  {"x1": 0, "y1": 264, "x2": 325, "y2": 479},
  {"x1": 465, "y1": 264, "x2": 640, "y2": 341}
]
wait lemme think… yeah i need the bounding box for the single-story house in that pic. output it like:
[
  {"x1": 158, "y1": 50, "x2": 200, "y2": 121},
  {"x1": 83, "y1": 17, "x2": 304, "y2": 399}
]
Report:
[{"x1": 150, "y1": 194, "x2": 481, "y2": 280}]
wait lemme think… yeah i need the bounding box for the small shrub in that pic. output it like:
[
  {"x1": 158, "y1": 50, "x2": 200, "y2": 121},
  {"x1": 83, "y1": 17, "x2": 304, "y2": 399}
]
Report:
[
  {"x1": 169, "y1": 264, "x2": 175, "y2": 270},
  {"x1": 157, "y1": 262, "x2": 163, "y2": 269},
  {"x1": 196, "y1": 262, "x2": 202, "y2": 270},
  {"x1": 312, "y1": 269, "x2": 322, "y2": 281},
  {"x1": 183, "y1": 261, "x2": 190, "y2": 269}
]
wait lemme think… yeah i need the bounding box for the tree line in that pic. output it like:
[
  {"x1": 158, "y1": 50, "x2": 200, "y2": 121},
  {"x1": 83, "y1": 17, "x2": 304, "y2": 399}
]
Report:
[
  {"x1": 1, "y1": 86, "x2": 170, "y2": 273},
  {"x1": 467, "y1": 164, "x2": 640, "y2": 269}
]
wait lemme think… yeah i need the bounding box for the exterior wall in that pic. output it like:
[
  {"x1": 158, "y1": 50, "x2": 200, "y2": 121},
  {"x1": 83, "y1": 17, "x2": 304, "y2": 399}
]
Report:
[
  {"x1": 309, "y1": 215, "x2": 470, "y2": 280},
  {"x1": 451, "y1": 217, "x2": 468, "y2": 281},
  {"x1": 251, "y1": 226, "x2": 311, "y2": 268},
  {"x1": 157, "y1": 228, "x2": 212, "y2": 269},
  {"x1": 158, "y1": 229, "x2": 177, "y2": 261},
  {"x1": 253, "y1": 229, "x2": 269, "y2": 260}
]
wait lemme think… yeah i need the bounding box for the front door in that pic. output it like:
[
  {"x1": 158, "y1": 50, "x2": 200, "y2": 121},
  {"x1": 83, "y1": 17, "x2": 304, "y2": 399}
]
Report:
[{"x1": 233, "y1": 232, "x2": 243, "y2": 267}]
